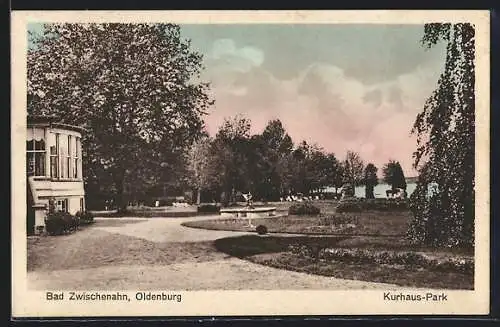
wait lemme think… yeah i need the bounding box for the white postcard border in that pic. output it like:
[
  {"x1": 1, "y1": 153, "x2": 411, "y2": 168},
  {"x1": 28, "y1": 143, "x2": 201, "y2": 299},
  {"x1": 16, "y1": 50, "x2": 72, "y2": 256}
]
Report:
[{"x1": 11, "y1": 10, "x2": 491, "y2": 317}]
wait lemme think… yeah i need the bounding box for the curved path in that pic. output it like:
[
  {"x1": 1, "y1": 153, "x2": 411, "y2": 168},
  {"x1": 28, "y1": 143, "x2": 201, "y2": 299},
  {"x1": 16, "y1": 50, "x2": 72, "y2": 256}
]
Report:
[{"x1": 28, "y1": 216, "x2": 406, "y2": 290}]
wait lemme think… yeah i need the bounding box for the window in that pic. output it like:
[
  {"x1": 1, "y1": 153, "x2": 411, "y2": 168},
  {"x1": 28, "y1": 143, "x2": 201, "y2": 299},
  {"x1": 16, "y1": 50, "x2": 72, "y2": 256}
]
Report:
[
  {"x1": 76, "y1": 137, "x2": 82, "y2": 179},
  {"x1": 80, "y1": 197, "x2": 84, "y2": 211},
  {"x1": 50, "y1": 134, "x2": 59, "y2": 178},
  {"x1": 73, "y1": 137, "x2": 79, "y2": 179},
  {"x1": 59, "y1": 133, "x2": 67, "y2": 178},
  {"x1": 56, "y1": 199, "x2": 68, "y2": 212},
  {"x1": 67, "y1": 135, "x2": 72, "y2": 178},
  {"x1": 26, "y1": 127, "x2": 46, "y2": 177}
]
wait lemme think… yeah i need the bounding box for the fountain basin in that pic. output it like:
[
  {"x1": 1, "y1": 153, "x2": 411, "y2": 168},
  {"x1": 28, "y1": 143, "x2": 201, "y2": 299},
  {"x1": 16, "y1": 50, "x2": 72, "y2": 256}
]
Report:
[{"x1": 220, "y1": 206, "x2": 277, "y2": 218}]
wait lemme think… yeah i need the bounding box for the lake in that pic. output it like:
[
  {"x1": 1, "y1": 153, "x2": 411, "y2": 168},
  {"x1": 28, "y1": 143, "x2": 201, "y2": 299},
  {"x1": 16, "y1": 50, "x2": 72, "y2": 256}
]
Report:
[{"x1": 324, "y1": 182, "x2": 417, "y2": 198}]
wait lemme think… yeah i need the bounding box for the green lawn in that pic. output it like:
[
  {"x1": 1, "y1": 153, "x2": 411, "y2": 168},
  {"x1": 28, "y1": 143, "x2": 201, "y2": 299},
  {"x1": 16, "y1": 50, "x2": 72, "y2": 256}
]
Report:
[
  {"x1": 213, "y1": 235, "x2": 474, "y2": 289},
  {"x1": 183, "y1": 206, "x2": 474, "y2": 289},
  {"x1": 182, "y1": 211, "x2": 409, "y2": 236}
]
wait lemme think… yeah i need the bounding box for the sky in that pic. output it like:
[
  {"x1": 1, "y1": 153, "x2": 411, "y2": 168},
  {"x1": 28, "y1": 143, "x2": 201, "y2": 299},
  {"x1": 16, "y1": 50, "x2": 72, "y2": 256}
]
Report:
[
  {"x1": 178, "y1": 24, "x2": 447, "y2": 177},
  {"x1": 28, "y1": 23, "x2": 447, "y2": 177}
]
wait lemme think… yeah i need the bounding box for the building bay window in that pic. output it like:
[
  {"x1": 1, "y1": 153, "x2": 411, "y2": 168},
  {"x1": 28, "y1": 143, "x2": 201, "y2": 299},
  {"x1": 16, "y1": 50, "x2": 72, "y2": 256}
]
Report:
[
  {"x1": 26, "y1": 127, "x2": 46, "y2": 177},
  {"x1": 48, "y1": 132, "x2": 82, "y2": 180}
]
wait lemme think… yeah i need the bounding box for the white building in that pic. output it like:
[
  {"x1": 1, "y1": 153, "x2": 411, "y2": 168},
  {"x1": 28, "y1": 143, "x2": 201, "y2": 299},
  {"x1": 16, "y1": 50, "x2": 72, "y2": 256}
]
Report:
[{"x1": 26, "y1": 115, "x2": 85, "y2": 235}]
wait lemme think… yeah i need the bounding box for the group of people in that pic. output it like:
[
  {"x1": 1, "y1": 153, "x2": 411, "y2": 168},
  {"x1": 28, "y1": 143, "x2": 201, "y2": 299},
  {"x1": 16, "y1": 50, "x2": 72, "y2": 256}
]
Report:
[
  {"x1": 385, "y1": 188, "x2": 407, "y2": 199},
  {"x1": 279, "y1": 194, "x2": 322, "y2": 202}
]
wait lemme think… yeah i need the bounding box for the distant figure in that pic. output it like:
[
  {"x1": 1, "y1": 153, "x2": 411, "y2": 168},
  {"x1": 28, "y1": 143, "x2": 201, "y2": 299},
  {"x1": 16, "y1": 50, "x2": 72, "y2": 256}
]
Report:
[
  {"x1": 341, "y1": 183, "x2": 355, "y2": 199},
  {"x1": 387, "y1": 188, "x2": 405, "y2": 199},
  {"x1": 242, "y1": 192, "x2": 253, "y2": 208}
]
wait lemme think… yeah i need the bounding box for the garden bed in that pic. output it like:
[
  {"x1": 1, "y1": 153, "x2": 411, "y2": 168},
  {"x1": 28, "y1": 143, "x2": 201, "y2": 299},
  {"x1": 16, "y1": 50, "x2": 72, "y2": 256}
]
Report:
[
  {"x1": 182, "y1": 211, "x2": 411, "y2": 236},
  {"x1": 214, "y1": 235, "x2": 474, "y2": 289}
]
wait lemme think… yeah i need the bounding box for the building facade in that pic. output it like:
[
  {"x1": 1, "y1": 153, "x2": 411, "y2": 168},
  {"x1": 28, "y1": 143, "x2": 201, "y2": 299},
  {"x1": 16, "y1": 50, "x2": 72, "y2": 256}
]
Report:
[{"x1": 26, "y1": 115, "x2": 85, "y2": 234}]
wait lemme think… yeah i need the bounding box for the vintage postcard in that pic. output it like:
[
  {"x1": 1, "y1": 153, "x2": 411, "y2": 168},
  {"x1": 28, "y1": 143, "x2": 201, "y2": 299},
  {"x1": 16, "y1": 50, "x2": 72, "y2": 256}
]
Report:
[{"x1": 11, "y1": 10, "x2": 490, "y2": 317}]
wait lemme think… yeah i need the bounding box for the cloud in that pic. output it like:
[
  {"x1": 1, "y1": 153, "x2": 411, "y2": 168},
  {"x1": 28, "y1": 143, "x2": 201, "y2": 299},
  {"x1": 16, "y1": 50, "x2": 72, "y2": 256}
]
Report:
[
  {"x1": 201, "y1": 38, "x2": 443, "y2": 176},
  {"x1": 209, "y1": 39, "x2": 264, "y2": 73},
  {"x1": 362, "y1": 89, "x2": 382, "y2": 108}
]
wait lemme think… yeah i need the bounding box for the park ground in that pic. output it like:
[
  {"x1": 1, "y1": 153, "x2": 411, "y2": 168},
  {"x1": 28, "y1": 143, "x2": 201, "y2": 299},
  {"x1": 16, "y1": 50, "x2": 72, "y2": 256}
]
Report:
[{"x1": 27, "y1": 202, "x2": 473, "y2": 290}]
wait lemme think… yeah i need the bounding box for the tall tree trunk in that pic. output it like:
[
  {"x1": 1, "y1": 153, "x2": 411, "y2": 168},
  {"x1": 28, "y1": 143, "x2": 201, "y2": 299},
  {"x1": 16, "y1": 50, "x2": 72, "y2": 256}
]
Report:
[
  {"x1": 114, "y1": 170, "x2": 127, "y2": 213},
  {"x1": 196, "y1": 188, "x2": 201, "y2": 205},
  {"x1": 366, "y1": 185, "x2": 374, "y2": 199}
]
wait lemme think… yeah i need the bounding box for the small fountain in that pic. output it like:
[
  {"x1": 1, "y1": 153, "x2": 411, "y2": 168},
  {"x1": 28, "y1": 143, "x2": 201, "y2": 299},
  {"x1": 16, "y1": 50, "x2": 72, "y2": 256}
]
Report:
[{"x1": 219, "y1": 192, "x2": 277, "y2": 227}]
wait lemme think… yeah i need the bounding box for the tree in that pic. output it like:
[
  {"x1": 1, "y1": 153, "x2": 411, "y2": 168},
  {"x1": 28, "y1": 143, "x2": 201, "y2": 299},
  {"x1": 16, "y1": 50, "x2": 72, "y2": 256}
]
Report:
[
  {"x1": 27, "y1": 23, "x2": 213, "y2": 210},
  {"x1": 363, "y1": 163, "x2": 378, "y2": 199},
  {"x1": 342, "y1": 151, "x2": 364, "y2": 186},
  {"x1": 185, "y1": 135, "x2": 215, "y2": 204},
  {"x1": 287, "y1": 140, "x2": 326, "y2": 195},
  {"x1": 212, "y1": 115, "x2": 252, "y2": 205},
  {"x1": 260, "y1": 119, "x2": 294, "y2": 155},
  {"x1": 407, "y1": 23, "x2": 475, "y2": 248},
  {"x1": 382, "y1": 160, "x2": 407, "y2": 191},
  {"x1": 254, "y1": 119, "x2": 294, "y2": 200}
]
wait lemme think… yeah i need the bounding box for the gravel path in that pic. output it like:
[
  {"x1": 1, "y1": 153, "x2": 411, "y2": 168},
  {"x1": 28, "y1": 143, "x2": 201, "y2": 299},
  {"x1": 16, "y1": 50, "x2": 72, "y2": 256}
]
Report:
[
  {"x1": 28, "y1": 258, "x2": 401, "y2": 290},
  {"x1": 91, "y1": 216, "x2": 251, "y2": 243},
  {"x1": 27, "y1": 216, "x2": 404, "y2": 290}
]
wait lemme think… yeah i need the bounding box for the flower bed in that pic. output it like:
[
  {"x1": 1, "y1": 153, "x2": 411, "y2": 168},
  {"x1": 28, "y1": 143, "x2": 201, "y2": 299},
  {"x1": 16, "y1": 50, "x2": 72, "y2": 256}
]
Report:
[{"x1": 288, "y1": 244, "x2": 473, "y2": 275}]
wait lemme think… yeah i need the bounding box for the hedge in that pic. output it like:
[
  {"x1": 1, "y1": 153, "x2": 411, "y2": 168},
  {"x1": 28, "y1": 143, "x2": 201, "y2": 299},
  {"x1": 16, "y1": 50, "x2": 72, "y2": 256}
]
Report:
[
  {"x1": 197, "y1": 204, "x2": 221, "y2": 213},
  {"x1": 336, "y1": 198, "x2": 409, "y2": 213},
  {"x1": 45, "y1": 211, "x2": 79, "y2": 235},
  {"x1": 75, "y1": 210, "x2": 95, "y2": 225},
  {"x1": 288, "y1": 202, "x2": 321, "y2": 215}
]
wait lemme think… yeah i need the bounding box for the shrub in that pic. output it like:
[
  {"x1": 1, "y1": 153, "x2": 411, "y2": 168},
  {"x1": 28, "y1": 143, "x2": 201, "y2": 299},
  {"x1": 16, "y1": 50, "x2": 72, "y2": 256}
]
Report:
[
  {"x1": 197, "y1": 204, "x2": 221, "y2": 213},
  {"x1": 336, "y1": 199, "x2": 363, "y2": 213},
  {"x1": 75, "y1": 210, "x2": 95, "y2": 225},
  {"x1": 288, "y1": 202, "x2": 321, "y2": 215},
  {"x1": 298, "y1": 247, "x2": 474, "y2": 275},
  {"x1": 45, "y1": 211, "x2": 78, "y2": 235},
  {"x1": 336, "y1": 198, "x2": 409, "y2": 213},
  {"x1": 317, "y1": 214, "x2": 359, "y2": 229},
  {"x1": 256, "y1": 225, "x2": 268, "y2": 235}
]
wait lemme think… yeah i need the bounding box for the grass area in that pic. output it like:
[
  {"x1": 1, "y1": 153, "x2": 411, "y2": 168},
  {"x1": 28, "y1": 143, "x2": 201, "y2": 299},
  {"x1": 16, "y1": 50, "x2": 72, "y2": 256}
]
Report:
[
  {"x1": 214, "y1": 235, "x2": 474, "y2": 289},
  {"x1": 182, "y1": 211, "x2": 409, "y2": 236},
  {"x1": 188, "y1": 206, "x2": 474, "y2": 289},
  {"x1": 30, "y1": 200, "x2": 473, "y2": 290},
  {"x1": 28, "y1": 223, "x2": 226, "y2": 272},
  {"x1": 91, "y1": 207, "x2": 202, "y2": 218}
]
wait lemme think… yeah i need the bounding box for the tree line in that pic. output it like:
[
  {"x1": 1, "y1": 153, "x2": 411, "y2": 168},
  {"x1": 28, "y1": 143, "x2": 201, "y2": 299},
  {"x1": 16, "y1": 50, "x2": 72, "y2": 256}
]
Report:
[{"x1": 186, "y1": 116, "x2": 410, "y2": 205}]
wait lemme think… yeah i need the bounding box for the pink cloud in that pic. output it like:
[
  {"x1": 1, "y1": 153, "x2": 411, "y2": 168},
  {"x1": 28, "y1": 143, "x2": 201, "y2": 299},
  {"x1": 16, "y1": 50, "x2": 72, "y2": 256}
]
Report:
[{"x1": 202, "y1": 39, "x2": 441, "y2": 177}]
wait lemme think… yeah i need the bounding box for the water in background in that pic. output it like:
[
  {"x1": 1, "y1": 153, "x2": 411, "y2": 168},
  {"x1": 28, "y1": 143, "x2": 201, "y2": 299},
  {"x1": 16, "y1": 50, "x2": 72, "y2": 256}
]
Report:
[{"x1": 324, "y1": 183, "x2": 417, "y2": 198}]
